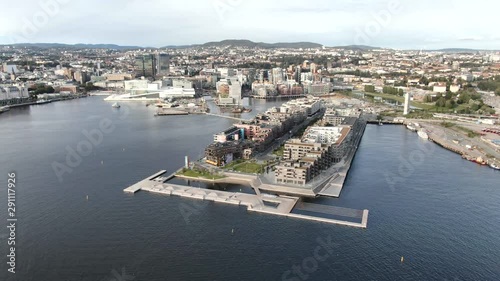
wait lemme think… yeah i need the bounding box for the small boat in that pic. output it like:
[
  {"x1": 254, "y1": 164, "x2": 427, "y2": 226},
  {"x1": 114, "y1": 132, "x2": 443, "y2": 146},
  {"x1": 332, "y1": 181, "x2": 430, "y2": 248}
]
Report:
[
  {"x1": 489, "y1": 163, "x2": 500, "y2": 170},
  {"x1": 112, "y1": 102, "x2": 121, "y2": 108},
  {"x1": 474, "y1": 157, "x2": 487, "y2": 165},
  {"x1": 406, "y1": 123, "x2": 417, "y2": 132},
  {"x1": 36, "y1": 99, "x2": 52, "y2": 104},
  {"x1": 378, "y1": 121, "x2": 383, "y2": 126},
  {"x1": 0, "y1": 105, "x2": 10, "y2": 113},
  {"x1": 417, "y1": 130, "x2": 428, "y2": 140},
  {"x1": 231, "y1": 107, "x2": 243, "y2": 113}
]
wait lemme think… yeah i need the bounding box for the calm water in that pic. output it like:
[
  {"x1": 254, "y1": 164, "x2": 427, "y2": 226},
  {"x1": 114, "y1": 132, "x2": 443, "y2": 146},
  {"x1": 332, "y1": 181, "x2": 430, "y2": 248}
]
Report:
[{"x1": 0, "y1": 97, "x2": 499, "y2": 281}]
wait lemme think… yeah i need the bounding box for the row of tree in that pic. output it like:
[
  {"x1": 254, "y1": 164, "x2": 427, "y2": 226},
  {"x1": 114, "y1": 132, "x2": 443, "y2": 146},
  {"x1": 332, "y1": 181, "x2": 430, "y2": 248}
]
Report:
[{"x1": 382, "y1": 86, "x2": 404, "y2": 96}]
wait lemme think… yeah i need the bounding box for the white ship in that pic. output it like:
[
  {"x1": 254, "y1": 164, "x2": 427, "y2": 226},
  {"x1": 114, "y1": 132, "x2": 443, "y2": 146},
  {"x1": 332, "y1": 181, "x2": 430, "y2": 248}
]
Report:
[
  {"x1": 0, "y1": 105, "x2": 10, "y2": 113},
  {"x1": 417, "y1": 129, "x2": 429, "y2": 140}
]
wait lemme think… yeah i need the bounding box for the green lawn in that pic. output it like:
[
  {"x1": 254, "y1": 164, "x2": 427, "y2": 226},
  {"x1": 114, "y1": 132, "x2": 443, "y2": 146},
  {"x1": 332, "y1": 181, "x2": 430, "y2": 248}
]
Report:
[
  {"x1": 363, "y1": 92, "x2": 434, "y2": 110},
  {"x1": 273, "y1": 146, "x2": 285, "y2": 157},
  {"x1": 224, "y1": 160, "x2": 266, "y2": 174},
  {"x1": 177, "y1": 168, "x2": 225, "y2": 180}
]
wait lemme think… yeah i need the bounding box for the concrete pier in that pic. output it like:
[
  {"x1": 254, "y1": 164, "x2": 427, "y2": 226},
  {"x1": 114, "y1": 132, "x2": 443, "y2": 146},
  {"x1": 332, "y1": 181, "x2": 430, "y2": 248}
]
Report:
[
  {"x1": 124, "y1": 171, "x2": 369, "y2": 228},
  {"x1": 124, "y1": 170, "x2": 168, "y2": 193}
]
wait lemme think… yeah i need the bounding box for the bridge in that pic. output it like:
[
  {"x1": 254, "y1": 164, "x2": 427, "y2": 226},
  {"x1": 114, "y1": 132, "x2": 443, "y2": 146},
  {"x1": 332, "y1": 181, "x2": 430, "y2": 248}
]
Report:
[{"x1": 204, "y1": 112, "x2": 250, "y2": 122}]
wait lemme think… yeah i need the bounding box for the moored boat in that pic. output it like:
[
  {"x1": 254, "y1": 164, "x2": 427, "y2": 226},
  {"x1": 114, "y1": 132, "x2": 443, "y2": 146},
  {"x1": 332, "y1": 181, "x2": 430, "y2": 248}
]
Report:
[
  {"x1": 417, "y1": 129, "x2": 428, "y2": 140},
  {"x1": 36, "y1": 99, "x2": 52, "y2": 104},
  {"x1": 406, "y1": 123, "x2": 417, "y2": 132},
  {"x1": 0, "y1": 105, "x2": 10, "y2": 113}
]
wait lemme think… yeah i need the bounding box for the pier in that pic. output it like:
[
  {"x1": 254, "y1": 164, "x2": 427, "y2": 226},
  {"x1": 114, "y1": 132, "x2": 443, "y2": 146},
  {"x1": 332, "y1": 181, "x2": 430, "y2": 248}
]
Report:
[
  {"x1": 124, "y1": 171, "x2": 369, "y2": 228},
  {"x1": 204, "y1": 112, "x2": 249, "y2": 122}
]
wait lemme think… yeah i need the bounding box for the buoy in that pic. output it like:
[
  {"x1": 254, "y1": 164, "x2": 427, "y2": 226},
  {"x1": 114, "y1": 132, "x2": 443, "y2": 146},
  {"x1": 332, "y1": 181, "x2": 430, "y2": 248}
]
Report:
[
  {"x1": 401, "y1": 256, "x2": 404, "y2": 263},
  {"x1": 101, "y1": 160, "x2": 104, "y2": 165},
  {"x1": 231, "y1": 228, "x2": 234, "y2": 234},
  {"x1": 86, "y1": 195, "x2": 89, "y2": 201}
]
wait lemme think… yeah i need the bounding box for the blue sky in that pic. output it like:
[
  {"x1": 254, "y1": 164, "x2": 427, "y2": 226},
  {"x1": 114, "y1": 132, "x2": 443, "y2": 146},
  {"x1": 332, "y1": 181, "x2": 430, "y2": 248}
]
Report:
[{"x1": 0, "y1": 0, "x2": 498, "y2": 49}]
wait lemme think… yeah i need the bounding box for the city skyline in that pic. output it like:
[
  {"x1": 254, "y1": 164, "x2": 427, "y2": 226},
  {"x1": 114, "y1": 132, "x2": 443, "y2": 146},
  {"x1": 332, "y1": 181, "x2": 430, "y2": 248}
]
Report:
[{"x1": 0, "y1": 0, "x2": 499, "y2": 49}]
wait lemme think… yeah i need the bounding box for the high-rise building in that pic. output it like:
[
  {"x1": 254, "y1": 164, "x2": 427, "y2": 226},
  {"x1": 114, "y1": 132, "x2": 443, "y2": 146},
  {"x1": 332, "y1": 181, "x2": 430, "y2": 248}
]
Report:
[
  {"x1": 156, "y1": 53, "x2": 170, "y2": 76},
  {"x1": 294, "y1": 66, "x2": 302, "y2": 84},
  {"x1": 271, "y1": 68, "x2": 285, "y2": 85},
  {"x1": 135, "y1": 54, "x2": 156, "y2": 78}
]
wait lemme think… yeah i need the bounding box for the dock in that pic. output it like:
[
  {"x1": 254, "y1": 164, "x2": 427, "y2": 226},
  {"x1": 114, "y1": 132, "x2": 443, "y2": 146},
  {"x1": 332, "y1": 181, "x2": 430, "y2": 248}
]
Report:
[{"x1": 124, "y1": 171, "x2": 369, "y2": 228}]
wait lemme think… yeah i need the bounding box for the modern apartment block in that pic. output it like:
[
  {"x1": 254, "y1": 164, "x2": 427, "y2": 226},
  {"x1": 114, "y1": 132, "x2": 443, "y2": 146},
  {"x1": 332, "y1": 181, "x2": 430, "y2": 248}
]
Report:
[{"x1": 275, "y1": 108, "x2": 365, "y2": 186}]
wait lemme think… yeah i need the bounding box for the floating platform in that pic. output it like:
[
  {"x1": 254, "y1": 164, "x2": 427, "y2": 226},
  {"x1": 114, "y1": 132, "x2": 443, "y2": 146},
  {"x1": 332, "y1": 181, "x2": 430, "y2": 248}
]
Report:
[{"x1": 124, "y1": 171, "x2": 369, "y2": 228}]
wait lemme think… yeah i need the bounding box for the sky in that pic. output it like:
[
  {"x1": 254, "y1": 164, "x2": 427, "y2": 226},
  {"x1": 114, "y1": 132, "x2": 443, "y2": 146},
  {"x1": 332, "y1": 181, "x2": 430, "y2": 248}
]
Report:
[{"x1": 0, "y1": 0, "x2": 498, "y2": 49}]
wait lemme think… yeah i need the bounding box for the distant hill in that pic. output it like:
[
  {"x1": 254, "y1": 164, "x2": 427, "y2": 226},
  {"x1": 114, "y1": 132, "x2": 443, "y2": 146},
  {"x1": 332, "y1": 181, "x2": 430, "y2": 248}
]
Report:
[
  {"x1": 198, "y1": 39, "x2": 323, "y2": 49},
  {"x1": 434, "y1": 48, "x2": 482, "y2": 53},
  {"x1": 332, "y1": 45, "x2": 382, "y2": 50},
  {"x1": 3, "y1": 43, "x2": 146, "y2": 50}
]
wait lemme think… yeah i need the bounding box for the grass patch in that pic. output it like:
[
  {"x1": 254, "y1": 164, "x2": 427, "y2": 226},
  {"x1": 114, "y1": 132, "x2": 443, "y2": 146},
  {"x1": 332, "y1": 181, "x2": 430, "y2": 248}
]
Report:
[
  {"x1": 273, "y1": 145, "x2": 285, "y2": 157},
  {"x1": 177, "y1": 168, "x2": 225, "y2": 180},
  {"x1": 455, "y1": 126, "x2": 480, "y2": 138},
  {"x1": 363, "y1": 92, "x2": 434, "y2": 110},
  {"x1": 224, "y1": 160, "x2": 266, "y2": 174},
  {"x1": 440, "y1": 121, "x2": 455, "y2": 128}
]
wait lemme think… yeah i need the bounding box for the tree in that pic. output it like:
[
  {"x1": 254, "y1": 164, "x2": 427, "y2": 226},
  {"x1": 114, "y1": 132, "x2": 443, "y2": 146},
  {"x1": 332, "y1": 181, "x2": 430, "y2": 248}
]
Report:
[
  {"x1": 457, "y1": 92, "x2": 471, "y2": 104},
  {"x1": 470, "y1": 103, "x2": 480, "y2": 111},
  {"x1": 398, "y1": 89, "x2": 404, "y2": 96},
  {"x1": 436, "y1": 97, "x2": 447, "y2": 107},
  {"x1": 364, "y1": 85, "x2": 375, "y2": 93},
  {"x1": 445, "y1": 100, "x2": 455, "y2": 109},
  {"x1": 495, "y1": 88, "x2": 500, "y2": 96}
]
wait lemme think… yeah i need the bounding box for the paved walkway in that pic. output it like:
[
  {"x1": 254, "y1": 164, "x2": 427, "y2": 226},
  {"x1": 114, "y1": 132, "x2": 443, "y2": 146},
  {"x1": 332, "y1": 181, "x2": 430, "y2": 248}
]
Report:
[{"x1": 124, "y1": 171, "x2": 369, "y2": 228}]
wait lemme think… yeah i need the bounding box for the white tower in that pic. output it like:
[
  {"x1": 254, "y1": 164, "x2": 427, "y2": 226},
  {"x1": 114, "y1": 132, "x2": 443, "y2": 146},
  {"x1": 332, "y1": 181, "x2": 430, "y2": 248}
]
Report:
[{"x1": 403, "y1": 93, "x2": 411, "y2": 115}]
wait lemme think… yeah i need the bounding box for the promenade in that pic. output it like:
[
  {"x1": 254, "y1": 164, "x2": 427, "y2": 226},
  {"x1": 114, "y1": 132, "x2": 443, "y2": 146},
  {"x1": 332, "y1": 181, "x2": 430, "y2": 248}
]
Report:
[{"x1": 124, "y1": 171, "x2": 369, "y2": 228}]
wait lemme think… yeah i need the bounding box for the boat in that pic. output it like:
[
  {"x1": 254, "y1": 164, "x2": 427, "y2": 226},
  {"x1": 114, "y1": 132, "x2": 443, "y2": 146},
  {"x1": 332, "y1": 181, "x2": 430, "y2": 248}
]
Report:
[
  {"x1": 36, "y1": 99, "x2": 52, "y2": 104},
  {"x1": 406, "y1": 123, "x2": 417, "y2": 132},
  {"x1": 489, "y1": 163, "x2": 500, "y2": 170},
  {"x1": 112, "y1": 102, "x2": 121, "y2": 108},
  {"x1": 378, "y1": 121, "x2": 383, "y2": 126},
  {"x1": 0, "y1": 105, "x2": 10, "y2": 113},
  {"x1": 231, "y1": 107, "x2": 243, "y2": 113},
  {"x1": 474, "y1": 157, "x2": 487, "y2": 165},
  {"x1": 231, "y1": 106, "x2": 252, "y2": 113},
  {"x1": 417, "y1": 130, "x2": 428, "y2": 140}
]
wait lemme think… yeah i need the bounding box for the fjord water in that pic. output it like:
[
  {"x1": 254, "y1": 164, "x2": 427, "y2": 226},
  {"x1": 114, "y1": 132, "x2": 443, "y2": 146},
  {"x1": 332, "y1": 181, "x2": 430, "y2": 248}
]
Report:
[{"x1": 0, "y1": 97, "x2": 499, "y2": 281}]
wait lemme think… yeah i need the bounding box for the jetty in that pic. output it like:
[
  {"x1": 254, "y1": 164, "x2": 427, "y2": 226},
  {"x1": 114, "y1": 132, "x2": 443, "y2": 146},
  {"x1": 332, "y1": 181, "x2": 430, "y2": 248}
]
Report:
[{"x1": 124, "y1": 171, "x2": 369, "y2": 228}]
